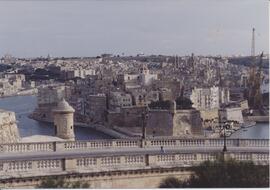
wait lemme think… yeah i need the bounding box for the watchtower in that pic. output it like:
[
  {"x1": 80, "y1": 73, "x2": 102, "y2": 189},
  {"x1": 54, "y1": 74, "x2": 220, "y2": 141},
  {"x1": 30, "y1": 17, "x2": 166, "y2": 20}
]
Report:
[{"x1": 52, "y1": 99, "x2": 75, "y2": 141}]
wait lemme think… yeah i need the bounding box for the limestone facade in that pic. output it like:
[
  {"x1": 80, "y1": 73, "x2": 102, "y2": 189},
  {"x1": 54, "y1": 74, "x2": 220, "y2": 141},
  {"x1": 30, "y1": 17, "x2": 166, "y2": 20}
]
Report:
[
  {"x1": 109, "y1": 91, "x2": 132, "y2": 109},
  {"x1": 190, "y1": 86, "x2": 230, "y2": 110},
  {"x1": 85, "y1": 94, "x2": 107, "y2": 124},
  {"x1": 146, "y1": 108, "x2": 203, "y2": 137},
  {"x1": 219, "y1": 107, "x2": 244, "y2": 124},
  {"x1": 107, "y1": 106, "x2": 146, "y2": 128},
  {"x1": 118, "y1": 65, "x2": 158, "y2": 88},
  {"x1": 0, "y1": 109, "x2": 20, "y2": 144}
]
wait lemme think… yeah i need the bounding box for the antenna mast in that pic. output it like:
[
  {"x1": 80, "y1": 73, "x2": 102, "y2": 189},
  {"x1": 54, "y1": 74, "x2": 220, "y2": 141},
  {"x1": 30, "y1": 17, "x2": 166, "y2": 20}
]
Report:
[{"x1": 251, "y1": 28, "x2": 255, "y2": 57}]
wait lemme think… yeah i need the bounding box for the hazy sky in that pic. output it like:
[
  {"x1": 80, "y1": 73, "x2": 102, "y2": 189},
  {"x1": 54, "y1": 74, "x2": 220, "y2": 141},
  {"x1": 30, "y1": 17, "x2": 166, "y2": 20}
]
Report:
[{"x1": 0, "y1": 0, "x2": 268, "y2": 57}]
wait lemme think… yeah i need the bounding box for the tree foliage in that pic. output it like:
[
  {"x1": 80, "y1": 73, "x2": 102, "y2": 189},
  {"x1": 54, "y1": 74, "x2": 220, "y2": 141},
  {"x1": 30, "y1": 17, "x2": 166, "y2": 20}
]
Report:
[
  {"x1": 37, "y1": 177, "x2": 90, "y2": 188},
  {"x1": 159, "y1": 176, "x2": 184, "y2": 188},
  {"x1": 175, "y1": 97, "x2": 193, "y2": 109},
  {"x1": 149, "y1": 100, "x2": 171, "y2": 110},
  {"x1": 159, "y1": 158, "x2": 269, "y2": 188}
]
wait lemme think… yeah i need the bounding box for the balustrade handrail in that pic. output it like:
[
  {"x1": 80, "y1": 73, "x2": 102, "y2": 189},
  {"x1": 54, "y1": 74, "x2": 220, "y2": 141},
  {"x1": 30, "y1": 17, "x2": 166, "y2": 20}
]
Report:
[
  {"x1": 0, "y1": 138, "x2": 268, "y2": 153},
  {"x1": 0, "y1": 138, "x2": 269, "y2": 146}
]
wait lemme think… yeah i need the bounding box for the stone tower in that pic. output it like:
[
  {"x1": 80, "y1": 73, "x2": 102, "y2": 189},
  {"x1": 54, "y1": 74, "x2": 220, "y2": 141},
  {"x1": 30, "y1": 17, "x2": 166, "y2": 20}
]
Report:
[{"x1": 52, "y1": 99, "x2": 75, "y2": 141}]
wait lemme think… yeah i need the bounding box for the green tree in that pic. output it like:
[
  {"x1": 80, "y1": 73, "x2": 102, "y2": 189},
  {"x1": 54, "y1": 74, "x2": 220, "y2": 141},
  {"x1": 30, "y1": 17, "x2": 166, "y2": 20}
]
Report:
[
  {"x1": 175, "y1": 97, "x2": 193, "y2": 109},
  {"x1": 149, "y1": 100, "x2": 171, "y2": 110},
  {"x1": 159, "y1": 176, "x2": 183, "y2": 188},
  {"x1": 159, "y1": 158, "x2": 269, "y2": 188},
  {"x1": 37, "y1": 177, "x2": 90, "y2": 188}
]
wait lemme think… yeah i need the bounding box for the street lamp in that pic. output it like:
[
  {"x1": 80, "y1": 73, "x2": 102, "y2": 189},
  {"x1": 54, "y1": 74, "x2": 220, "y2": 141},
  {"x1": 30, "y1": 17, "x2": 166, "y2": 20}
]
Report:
[
  {"x1": 141, "y1": 106, "x2": 149, "y2": 141},
  {"x1": 219, "y1": 121, "x2": 231, "y2": 152}
]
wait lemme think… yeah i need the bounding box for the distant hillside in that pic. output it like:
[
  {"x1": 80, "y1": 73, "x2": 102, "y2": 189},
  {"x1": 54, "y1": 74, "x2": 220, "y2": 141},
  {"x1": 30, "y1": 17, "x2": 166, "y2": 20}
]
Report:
[{"x1": 228, "y1": 56, "x2": 269, "y2": 68}]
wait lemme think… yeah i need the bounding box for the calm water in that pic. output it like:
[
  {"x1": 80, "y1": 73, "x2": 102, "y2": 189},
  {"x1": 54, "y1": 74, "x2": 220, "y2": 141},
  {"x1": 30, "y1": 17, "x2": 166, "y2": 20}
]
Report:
[
  {"x1": 0, "y1": 95, "x2": 268, "y2": 139},
  {"x1": 230, "y1": 123, "x2": 269, "y2": 139},
  {"x1": 0, "y1": 95, "x2": 111, "y2": 140}
]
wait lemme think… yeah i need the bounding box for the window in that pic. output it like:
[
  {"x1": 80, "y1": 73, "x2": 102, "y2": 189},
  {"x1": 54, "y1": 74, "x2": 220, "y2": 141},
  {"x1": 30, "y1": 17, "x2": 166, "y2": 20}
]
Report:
[{"x1": 71, "y1": 126, "x2": 73, "y2": 129}]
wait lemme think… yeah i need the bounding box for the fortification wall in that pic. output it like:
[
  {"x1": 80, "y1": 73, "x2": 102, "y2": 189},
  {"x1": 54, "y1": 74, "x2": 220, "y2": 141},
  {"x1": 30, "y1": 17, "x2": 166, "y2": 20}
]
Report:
[
  {"x1": 146, "y1": 110, "x2": 173, "y2": 136},
  {"x1": 173, "y1": 110, "x2": 203, "y2": 136},
  {"x1": 0, "y1": 109, "x2": 20, "y2": 144}
]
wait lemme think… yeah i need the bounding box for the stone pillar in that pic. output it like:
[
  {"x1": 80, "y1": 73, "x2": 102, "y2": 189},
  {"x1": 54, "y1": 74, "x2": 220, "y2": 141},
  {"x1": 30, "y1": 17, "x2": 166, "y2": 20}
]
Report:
[{"x1": 64, "y1": 158, "x2": 77, "y2": 172}]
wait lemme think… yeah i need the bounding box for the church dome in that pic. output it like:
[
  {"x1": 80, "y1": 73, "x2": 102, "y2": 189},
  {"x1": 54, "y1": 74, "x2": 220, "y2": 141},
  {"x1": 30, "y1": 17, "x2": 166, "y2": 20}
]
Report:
[{"x1": 53, "y1": 99, "x2": 75, "y2": 113}]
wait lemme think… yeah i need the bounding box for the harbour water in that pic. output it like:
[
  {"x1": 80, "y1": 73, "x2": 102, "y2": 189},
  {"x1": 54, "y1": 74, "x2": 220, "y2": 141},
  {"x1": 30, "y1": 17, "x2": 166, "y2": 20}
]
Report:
[
  {"x1": 0, "y1": 95, "x2": 111, "y2": 140},
  {"x1": 230, "y1": 123, "x2": 269, "y2": 139},
  {"x1": 0, "y1": 95, "x2": 268, "y2": 140}
]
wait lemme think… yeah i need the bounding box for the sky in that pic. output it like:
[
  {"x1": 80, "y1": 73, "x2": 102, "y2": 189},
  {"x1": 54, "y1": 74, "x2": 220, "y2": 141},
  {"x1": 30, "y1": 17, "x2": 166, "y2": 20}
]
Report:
[{"x1": 0, "y1": 0, "x2": 268, "y2": 57}]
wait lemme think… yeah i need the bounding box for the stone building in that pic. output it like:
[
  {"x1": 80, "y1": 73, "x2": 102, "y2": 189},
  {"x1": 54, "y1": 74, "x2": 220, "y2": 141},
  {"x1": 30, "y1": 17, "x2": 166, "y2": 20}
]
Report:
[
  {"x1": 128, "y1": 88, "x2": 159, "y2": 106},
  {"x1": 4, "y1": 74, "x2": 25, "y2": 89},
  {"x1": 219, "y1": 107, "x2": 244, "y2": 124},
  {"x1": 53, "y1": 99, "x2": 75, "y2": 141},
  {"x1": 0, "y1": 109, "x2": 20, "y2": 143},
  {"x1": 62, "y1": 68, "x2": 96, "y2": 80},
  {"x1": 0, "y1": 74, "x2": 26, "y2": 97},
  {"x1": 108, "y1": 101, "x2": 203, "y2": 137},
  {"x1": 85, "y1": 94, "x2": 107, "y2": 124},
  {"x1": 118, "y1": 65, "x2": 158, "y2": 89},
  {"x1": 146, "y1": 101, "x2": 203, "y2": 137},
  {"x1": 152, "y1": 79, "x2": 182, "y2": 100},
  {"x1": 109, "y1": 91, "x2": 132, "y2": 110},
  {"x1": 158, "y1": 88, "x2": 173, "y2": 101},
  {"x1": 190, "y1": 86, "x2": 230, "y2": 110},
  {"x1": 32, "y1": 85, "x2": 68, "y2": 122},
  {"x1": 107, "y1": 106, "x2": 146, "y2": 128}
]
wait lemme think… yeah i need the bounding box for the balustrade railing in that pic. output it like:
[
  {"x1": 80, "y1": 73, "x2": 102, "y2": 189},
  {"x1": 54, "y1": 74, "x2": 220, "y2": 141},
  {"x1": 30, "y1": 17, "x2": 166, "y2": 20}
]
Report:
[
  {"x1": 0, "y1": 138, "x2": 268, "y2": 154},
  {"x1": 0, "y1": 151, "x2": 268, "y2": 179}
]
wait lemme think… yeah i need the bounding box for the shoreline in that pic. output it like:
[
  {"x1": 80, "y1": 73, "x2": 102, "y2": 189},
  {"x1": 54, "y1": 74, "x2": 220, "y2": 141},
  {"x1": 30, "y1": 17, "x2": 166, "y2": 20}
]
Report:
[
  {"x1": 0, "y1": 88, "x2": 37, "y2": 99},
  {"x1": 28, "y1": 114, "x2": 129, "y2": 139}
]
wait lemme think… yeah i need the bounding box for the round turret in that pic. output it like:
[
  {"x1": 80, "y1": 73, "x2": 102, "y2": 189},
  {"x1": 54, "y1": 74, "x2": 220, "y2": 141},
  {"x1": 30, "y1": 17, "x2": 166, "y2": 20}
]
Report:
[
  {"x1": 52, "y1": 99, "x2": 75, "y2": 141},
  {"x1": 53, "y1": 99, "x2": 75, "y2": 113}
]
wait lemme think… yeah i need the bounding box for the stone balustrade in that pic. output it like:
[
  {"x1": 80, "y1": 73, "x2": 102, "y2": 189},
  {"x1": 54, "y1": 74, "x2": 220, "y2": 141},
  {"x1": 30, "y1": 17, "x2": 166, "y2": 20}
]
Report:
[
  {"x1": 0, "y1": 142, "x2": 55, "y2": 153},
  {"x1": 0, "y1": 138, "x2": 268, "y2": 154},
  {"x1": 0, "y1": 151, "x2": 268, "y2": 180}
]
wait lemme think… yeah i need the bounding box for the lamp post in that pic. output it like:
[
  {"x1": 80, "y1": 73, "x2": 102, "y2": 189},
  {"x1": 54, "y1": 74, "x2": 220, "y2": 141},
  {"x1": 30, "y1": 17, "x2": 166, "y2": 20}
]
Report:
[
  {"x1": 220, "y1": 121, "x2": 231, "y2": 152},
  {"x1": 141, "y1": 106, "x2": 149, "y2": 140},
  {"x1": 140, "y1": 106, "x2": 150, "y2": 148}
]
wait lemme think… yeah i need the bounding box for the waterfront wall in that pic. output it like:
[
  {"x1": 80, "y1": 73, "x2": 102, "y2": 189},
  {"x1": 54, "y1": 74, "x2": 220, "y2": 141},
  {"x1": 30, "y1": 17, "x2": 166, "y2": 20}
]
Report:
[{"x1": 146, "y1": 109, "x2": 203, "y2": 137}]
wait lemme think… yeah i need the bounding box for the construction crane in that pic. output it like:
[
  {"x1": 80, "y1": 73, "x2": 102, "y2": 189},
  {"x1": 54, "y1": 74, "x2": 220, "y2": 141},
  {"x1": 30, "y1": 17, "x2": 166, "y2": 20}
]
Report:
[{"x1": 248, "y1": 52, "x2": 263, "y2": 110}]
